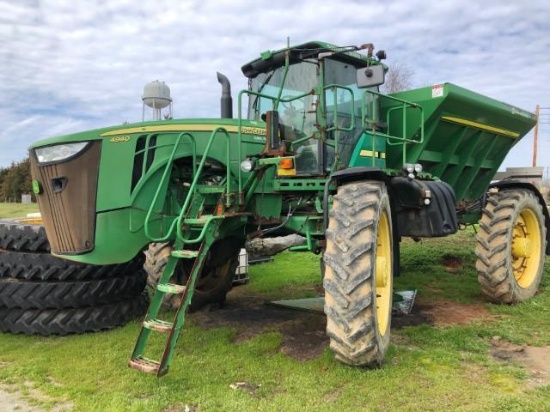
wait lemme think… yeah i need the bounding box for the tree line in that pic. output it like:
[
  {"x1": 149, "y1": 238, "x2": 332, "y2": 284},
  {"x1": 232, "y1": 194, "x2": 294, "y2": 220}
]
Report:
[{"x1": 0, "y1": 158, "x2": 34, "y2": 203}]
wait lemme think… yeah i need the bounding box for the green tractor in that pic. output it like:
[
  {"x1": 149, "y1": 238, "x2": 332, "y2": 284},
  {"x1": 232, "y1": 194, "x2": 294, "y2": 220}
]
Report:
[{"x1": 28, "y1": 41, "x2": 548, "y2": 376}]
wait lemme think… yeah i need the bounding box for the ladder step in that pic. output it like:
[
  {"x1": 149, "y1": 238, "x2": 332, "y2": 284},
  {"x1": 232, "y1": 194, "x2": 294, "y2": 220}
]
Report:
[
  {"x1": 184, "y1": 216, "x2": 213, "y2": 225},
  {"x1": 196, "y1": 185, "x2": 226, "y2": 194},
  {"x1": 128, "y1": 356, "x2": 160, "y2": 374},
  {"x1": 143, "y1": 319, "x2": 173, "y2": 333},
  {"x1": 171, "y1": 249, "x2": 199, "y2": 258},
  {"x1": 157, "y1": 283, "x2": 186, "y2": 294}
]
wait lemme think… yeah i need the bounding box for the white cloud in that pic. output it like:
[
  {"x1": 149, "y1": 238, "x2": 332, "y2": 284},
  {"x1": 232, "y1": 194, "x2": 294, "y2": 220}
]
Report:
[{"x1": 1, "y1": 0, "x2": 550, "y2": 170}]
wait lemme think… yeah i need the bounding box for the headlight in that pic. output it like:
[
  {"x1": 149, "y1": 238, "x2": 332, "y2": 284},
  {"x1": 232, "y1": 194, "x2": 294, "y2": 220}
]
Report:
[
  {"x1": 35, "y1": 142, "x2": 90, "y2": 163},
  {"x1": 240, "y1": 159, "x2": 255, "y2": 173}
]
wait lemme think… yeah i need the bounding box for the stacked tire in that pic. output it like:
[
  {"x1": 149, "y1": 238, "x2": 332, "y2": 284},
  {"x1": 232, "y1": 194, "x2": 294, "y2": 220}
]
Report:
[{"x1": 0, "y1": 219, "x2": 148, "y2": 335}]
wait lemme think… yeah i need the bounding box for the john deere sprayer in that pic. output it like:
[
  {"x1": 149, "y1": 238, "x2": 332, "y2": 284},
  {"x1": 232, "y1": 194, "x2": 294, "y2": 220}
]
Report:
[{"x1": 28, "y1": 41, "x2": 548, "y2": 377}]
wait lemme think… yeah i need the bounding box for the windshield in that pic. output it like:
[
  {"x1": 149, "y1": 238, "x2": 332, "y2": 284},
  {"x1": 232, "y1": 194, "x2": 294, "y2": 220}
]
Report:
[{"x1": 248, "y1": 60, "x2": 318, "y2": 138}]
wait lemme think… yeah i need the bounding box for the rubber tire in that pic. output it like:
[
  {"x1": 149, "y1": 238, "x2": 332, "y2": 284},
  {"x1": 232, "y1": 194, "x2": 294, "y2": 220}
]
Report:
[
  {"x1": 0, "y1": 219, "x2": 50, "y2": 253},
  {"x1": 475, "y1": 188, "x2": 547, "y2": 303},
  {"x1": 145, "y1": 238, "x2": 243, "y2": 311},
  {"x1": 323, "y1": 181, "x2": 394, "y2": 367},
  {"x1": 0, "y1": 269, "x2": 146, "y2": 309},
  {"x1": 0, "y1": 292, "x2": 149, "y2": 336},
  {"x1": 0, "y1": 249, "x2": 144, "y2": 281}
]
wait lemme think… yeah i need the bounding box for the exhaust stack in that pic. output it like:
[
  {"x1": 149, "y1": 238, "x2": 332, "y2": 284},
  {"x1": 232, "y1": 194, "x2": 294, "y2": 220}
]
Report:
[{"x1": 216, "y1": 72, "x2": 233, "y2": 119}]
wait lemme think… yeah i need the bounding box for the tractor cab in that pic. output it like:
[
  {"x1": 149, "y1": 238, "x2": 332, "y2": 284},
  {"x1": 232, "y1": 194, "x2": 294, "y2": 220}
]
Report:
[{"x1": 241, "y1": 41, "x2": 386, "y2": 176}]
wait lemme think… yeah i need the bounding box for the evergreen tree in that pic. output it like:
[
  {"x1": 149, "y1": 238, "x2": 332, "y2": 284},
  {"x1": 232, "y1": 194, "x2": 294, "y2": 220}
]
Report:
[{"x1": 0, "y1": 157, "x2": 33, "y2": 202}]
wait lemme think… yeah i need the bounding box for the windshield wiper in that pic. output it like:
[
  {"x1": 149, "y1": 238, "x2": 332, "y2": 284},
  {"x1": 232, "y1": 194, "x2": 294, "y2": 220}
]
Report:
[{"x1": 252, "y1": 69, "x2": 277, "y2": 114}]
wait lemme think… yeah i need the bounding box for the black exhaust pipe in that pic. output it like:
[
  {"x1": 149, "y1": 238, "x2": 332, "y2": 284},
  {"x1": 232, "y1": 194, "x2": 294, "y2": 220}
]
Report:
[{"x1": 216, "y1": 72, "x2": 233, "y2": 119}]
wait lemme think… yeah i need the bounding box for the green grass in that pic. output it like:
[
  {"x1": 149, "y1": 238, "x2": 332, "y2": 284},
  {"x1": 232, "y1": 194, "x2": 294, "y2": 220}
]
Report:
[
  {"x1": 0, "y1": 231, "x2": 549, "y2": 411},
  {"x1": 0, "y1": 202, "x2": 39, "y2": 219}
]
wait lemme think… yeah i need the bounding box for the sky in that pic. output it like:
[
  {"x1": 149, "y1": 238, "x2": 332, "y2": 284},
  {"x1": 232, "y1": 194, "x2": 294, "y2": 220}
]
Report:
[{"x1": 1, "y1": 0, "x2": 550, "y2": 173}]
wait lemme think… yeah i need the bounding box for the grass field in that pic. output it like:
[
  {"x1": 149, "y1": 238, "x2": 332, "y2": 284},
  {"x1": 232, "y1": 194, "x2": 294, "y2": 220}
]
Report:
[
  {"x1": 0, "y1": 202, "x2": 39, "y2": 219},
  {"x1": 0, "y1": 209, "x2": 548, "y2": 411}
]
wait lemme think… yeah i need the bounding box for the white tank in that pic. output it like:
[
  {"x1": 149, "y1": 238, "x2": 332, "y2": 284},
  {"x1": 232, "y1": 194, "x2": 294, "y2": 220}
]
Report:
[{"x1": 142, "y1": 80, "x2": 172, "y2": 109}]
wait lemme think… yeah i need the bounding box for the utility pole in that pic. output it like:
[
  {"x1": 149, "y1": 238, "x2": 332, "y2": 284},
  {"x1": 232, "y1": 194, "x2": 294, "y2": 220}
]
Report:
[{"x1": 533, "y1": 104, "x2": 540, "y2": 167}]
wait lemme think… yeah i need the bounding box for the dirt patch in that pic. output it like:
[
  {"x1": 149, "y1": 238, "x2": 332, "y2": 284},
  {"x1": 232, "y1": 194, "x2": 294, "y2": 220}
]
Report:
[
  {"x1": 490, "y1": 336, "x2": 550, "y2": 388},
  {"x1": 193, "y1": 291, "x2": 497, "y2": 362},
  {"x1": 279, "y1": 315, "x2": 327, "y2": 360},
  {"x1": 415, "y1": 299, "x2": 495, "y2": 326},
  {"x1": 193, "y1": 295, "x2": 330, "y2": 361},
  {"x1": 441, "y1": 254, "x2": 463, "y2": 273},
  {"x1": 391, "y1": 311, "x2": 431, "y2": 329}
]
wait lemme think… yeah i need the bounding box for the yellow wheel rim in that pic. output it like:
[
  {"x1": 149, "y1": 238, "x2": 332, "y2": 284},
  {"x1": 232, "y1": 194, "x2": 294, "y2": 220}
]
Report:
[
  {"x1": 375, "y1": 208, "x2": 392, "y2": 336},
  {"x1": 511, "y1": 209, "x2": 542, "y2": 288}
]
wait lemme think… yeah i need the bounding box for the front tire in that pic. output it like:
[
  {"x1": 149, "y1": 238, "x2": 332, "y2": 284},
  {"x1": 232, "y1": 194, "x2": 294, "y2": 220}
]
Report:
[
  {"x1": 323, "y1": 181, "x2": 393, "y2": 367},
  {"x1": 476, "y1": 188, "x2": 547, "y2": 303},
  {"x1": 145, "y1": 238, "x2": 242, "y2": 311}
]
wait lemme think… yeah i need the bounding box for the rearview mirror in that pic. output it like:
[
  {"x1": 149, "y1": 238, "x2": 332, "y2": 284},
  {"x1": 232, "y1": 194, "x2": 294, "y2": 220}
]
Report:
[{"x1": 356, "y1": 65, "x2": 385, "y2": 88}]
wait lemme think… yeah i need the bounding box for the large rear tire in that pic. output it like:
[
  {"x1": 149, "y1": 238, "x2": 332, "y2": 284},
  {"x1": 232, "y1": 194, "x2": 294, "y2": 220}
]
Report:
[
  {"x1": 323, "y1": 181, "x2": 393, "y2": 367},
  {"x1": 475, "y1": 188, "x2": 547, "y2": 303},
  {"x1": 145, "y1": 238, "x2": 242, "y2": 311}
]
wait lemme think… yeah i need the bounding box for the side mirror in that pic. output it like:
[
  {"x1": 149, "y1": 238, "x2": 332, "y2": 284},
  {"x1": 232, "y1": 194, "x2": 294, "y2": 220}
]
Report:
[{"x1": 356, "y1": 65, "x2": 385, "y2": 88}]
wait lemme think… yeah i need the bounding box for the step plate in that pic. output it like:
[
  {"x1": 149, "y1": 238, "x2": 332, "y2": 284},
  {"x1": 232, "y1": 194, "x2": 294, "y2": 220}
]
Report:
[
  {"x1": 171, "y1": 250, "x2": 199, "y2": 258},
  {"x1": 143, "y1": 319, "x2": 173, "y2": 333},
  {"x1": 157, "y1": 283, "x2": 186, "y2": 294},
  {"x1": 128, "y1": 356, "x2": 160, "y2": 374}
]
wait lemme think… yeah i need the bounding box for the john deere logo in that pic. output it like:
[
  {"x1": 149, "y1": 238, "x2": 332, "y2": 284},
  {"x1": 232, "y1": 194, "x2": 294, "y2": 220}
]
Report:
[
  {"x1": 110, "y1": 135, "x2": 131, "y2": 143},
  {"x1": 32, "y1": 180, "x2": 42, "y2": 194}
]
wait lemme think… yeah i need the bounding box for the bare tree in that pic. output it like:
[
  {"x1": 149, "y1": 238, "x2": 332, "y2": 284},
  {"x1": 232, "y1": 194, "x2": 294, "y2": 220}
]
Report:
[
  {"x1": 542, "y1": 180, "x2": 550, "y2": 204},
  {"x1": 381, "y1": 62, "x2": 414, "y2": 94}
]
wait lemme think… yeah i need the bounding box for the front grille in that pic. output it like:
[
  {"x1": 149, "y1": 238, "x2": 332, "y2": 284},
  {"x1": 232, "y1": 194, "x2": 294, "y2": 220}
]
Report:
[{"x1": 30, "y1": 141, "x2": 101, "y2": 255}]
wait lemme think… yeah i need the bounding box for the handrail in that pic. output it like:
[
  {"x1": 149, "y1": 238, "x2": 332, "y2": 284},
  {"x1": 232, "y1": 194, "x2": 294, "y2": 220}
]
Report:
[
  {"x1": 238, "y1": 89, "x2": 313, "y2": 121},
  {"x1": 323, "y1": 84, "x2": 356, "y2": 172},
  {"x1": 361, "y1": 89, "x2": 425, "y2": 165},
  {"x1": 177, "y1": 215, "x2": 224, "y2": 244},
  {"x1": 323, "y1": 84, "x2": 355, "y2": 133},
  {"x1": 175, "y1": 127, "x2": 232, "y2": 244},
  {"x1": 144, "y1": 132, "x2": 196, "y2": 242}
]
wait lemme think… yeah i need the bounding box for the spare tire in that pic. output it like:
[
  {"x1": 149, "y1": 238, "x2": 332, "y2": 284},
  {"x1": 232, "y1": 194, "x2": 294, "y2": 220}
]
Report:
[
  {"x1": 0, "y1": 249, "x2": 144, "y2": 281},
  {"x1": 0, "y1": 292, "x2": 149, "y2": 336},
  {"x1": 0, "y1": 269, "x2": 147, "y2": 309},
  {"x1": 0, "y1": 219, "x2": 50, "y2": 253}
]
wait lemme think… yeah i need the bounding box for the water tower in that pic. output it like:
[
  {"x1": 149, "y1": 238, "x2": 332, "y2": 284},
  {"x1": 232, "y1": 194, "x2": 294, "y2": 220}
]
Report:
[{"x1": 142, "y1": 80, "x2": 173, "y2": 121}]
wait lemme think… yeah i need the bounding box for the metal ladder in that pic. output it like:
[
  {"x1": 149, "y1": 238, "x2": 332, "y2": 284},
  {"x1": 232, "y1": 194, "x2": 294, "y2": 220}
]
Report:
[
  {"x1": 128, "y1": 216, "x2": 221, "y2": 377},
  {"x1": 131, "y1": 127, "x2": 235, "y2": 376}
]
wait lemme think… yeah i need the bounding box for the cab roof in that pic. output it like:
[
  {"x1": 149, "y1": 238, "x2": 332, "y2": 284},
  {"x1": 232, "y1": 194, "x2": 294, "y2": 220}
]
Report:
[{"x1": 241, "y1": 41, "x2": 379, "y2": 78}]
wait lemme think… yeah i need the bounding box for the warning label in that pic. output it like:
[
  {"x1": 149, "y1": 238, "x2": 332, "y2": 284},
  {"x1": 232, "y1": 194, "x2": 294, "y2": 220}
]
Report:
[{"x1": 432, "y1": 84, "x2": 444, "y2": 98}]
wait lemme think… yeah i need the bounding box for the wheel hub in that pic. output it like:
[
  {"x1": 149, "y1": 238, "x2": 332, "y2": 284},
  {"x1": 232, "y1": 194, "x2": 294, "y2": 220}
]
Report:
[{"x1": 512, "y1": 237, "x2": 530, "y2": 258}]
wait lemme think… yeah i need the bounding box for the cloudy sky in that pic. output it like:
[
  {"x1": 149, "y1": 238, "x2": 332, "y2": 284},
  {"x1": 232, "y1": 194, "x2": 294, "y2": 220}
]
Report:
[{"x1": 1, "y1": 0, "x2": 550, "y2": 173}]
